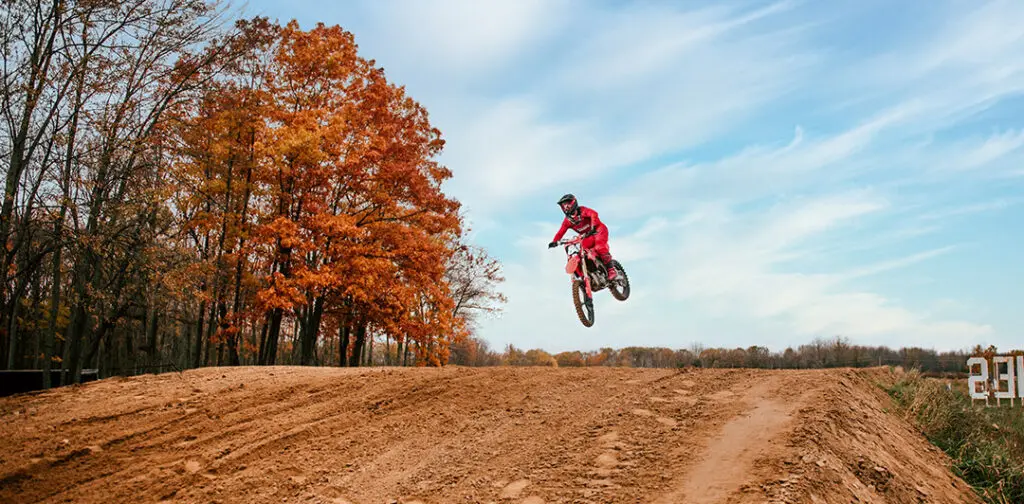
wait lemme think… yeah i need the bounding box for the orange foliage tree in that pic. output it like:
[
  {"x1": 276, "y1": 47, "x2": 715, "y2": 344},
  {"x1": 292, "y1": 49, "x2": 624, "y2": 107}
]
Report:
[
  {"x1": 167, "y1": 18, "x2": 481, "y2": 368},
  {"x1": 0, "y1": 2, "x2": 506, "y2": 381}
]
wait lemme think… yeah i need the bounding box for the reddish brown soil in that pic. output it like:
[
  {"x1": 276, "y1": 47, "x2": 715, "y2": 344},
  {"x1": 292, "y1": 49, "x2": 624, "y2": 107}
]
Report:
[{"x1": 0, "y1": 366, "x2": 982, "y2": 503}]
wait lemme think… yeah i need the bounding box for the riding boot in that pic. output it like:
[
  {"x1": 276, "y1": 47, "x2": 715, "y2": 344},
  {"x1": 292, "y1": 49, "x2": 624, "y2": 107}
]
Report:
[{"x1": 599, "y1": 253, "x2": 617, "y2": 280}]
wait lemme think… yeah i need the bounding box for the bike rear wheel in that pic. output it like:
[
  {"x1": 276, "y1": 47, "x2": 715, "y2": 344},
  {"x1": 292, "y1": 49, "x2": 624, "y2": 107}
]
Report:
[
  {"x1": 609, "y1": 260, "x2": 630, "y2": 301},
  {"x1": 572, "y1": 279, "x2": 595, "y2": 327}
]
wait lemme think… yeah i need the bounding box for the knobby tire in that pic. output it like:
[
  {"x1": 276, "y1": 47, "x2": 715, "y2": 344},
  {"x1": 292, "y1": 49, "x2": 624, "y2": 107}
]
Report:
[
  {"x1": 609, "y1": 260, "x2": 630, "y2": 301},
  {"x1": 572, "y1": 279, "x2": 594, "y2": 327}
]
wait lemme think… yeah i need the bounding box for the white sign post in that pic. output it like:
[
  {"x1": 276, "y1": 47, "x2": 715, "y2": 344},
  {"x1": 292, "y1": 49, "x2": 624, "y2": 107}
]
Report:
[
  {"x1": 967, "y1": 356, "x2": 990, "y2": 405},
  {"x1": 993, "y1": 356, "x2": 1015, "y2": 407},
  {"x1": 967, "y1": 355, "x2": 1024, "y2": 407}
]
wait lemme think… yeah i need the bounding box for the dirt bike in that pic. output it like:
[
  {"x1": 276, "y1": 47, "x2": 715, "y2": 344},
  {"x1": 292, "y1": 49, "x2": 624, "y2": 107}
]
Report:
[{"x1": 553, "y1": 231, "x2": 630, "y2": 327}]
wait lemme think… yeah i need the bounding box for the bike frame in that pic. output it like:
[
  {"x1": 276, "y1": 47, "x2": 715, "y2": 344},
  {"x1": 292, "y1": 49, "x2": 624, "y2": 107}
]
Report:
[{"x1": 558, "y1": 233, "x2": 599, "y2": 299}]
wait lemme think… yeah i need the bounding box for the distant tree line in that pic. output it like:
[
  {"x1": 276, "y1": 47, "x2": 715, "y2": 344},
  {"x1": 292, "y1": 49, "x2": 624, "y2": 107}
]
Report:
[{"x1": 448, "y1": 335, "x2": 1018, "y2": 374}]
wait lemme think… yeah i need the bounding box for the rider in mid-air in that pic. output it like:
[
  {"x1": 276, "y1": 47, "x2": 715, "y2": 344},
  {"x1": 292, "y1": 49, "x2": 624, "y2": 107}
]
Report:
[{"x1": 548, "y1": 193, "x2": 617, "y2": 281}]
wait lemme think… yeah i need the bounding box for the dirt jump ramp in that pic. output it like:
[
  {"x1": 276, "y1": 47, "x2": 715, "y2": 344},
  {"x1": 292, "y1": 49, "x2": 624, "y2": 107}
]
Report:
[{"x1": 0, "y1": 366, "x2": 981, "y2": 503}]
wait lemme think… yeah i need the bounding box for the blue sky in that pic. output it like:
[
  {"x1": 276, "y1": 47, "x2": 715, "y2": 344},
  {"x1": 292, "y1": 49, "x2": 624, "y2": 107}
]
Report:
[{"x1": 243, "y1": 0, "x2": 1024, "y2": 354}]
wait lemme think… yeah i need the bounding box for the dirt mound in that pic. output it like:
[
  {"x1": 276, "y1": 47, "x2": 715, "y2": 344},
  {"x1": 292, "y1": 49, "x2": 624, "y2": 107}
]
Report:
[{"x1": 0, "y1": 366, "x2": 981, "y2": 503}]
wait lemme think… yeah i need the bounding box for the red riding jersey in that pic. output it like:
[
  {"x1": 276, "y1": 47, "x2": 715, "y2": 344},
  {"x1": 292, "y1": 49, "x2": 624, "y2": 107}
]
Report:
[{"x1": 552, "y1": 206, "x2": 610, "y2": 257}]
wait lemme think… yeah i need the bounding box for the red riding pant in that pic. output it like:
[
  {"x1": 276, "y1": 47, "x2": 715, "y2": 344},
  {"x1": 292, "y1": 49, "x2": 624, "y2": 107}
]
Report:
[{"x1": 583, "y1": 224, "x2": 611, "y2": 260}]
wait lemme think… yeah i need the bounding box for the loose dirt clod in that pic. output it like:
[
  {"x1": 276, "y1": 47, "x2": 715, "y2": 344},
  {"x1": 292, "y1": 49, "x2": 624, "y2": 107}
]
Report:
[{"x1": 0, "y1": 366, "x2": 983, "y2": 503}]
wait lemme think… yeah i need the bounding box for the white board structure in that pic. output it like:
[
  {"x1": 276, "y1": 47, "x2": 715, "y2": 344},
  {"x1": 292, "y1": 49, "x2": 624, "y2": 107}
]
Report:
[{"x1": 967, "y1": 355, "x2": 1024, "y2": 406}]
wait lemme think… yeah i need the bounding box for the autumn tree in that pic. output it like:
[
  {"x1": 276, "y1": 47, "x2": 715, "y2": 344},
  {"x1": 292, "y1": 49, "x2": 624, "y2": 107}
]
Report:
[
  {"x1": 168, "y1": 20, "x2": 476, "y2": 369},
  {"x1": 0, "y1": 0, "x2": 234, "y2": 383},
  {"x1": 0, "y1": 10, "x2": 506, "y2": 381},
  {"x1": 449, "y1": 335, "x2": 502, "y2": 366},
  {"x1": 554, "y1": 351, "x2": 586, "y2": 367},
  {"x1": 250, "y1": 21, "x2": 462, "y2": 366},
  {"x1": 59, "y1": 0, "x2": 233, "y2": 383},
  {"x1": 166, "y1": 17, "x2": 279, "y2": 368}
]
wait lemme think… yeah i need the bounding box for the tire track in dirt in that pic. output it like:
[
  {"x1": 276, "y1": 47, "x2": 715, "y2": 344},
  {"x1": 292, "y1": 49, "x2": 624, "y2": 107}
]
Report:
[
  {"x1": 651, "y1": 377, "x2": 806, "y2": 504},
  {"x1": 0, "y1": 366, "x2": 985, "y2": 504},
  {"x1": 0, "y1": 367, "x2": 417, "y2": 503}
]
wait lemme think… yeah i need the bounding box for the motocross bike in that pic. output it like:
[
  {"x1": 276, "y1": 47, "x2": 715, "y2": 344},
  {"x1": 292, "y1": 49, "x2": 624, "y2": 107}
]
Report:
[{"x1": 554, "y1": 231, "x2": 630, "y2": 327}]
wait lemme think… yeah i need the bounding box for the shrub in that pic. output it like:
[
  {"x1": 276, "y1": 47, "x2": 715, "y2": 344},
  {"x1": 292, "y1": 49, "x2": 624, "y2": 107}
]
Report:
[{"x1": 883, "y1": 370, "x2": 1024, "y2": 504}]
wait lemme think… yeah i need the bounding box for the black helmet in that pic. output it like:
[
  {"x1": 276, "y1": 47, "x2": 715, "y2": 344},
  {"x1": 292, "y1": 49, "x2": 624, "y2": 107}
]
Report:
[{"x1": 557, "y1": 193, "x2": 579, "y2": 217}]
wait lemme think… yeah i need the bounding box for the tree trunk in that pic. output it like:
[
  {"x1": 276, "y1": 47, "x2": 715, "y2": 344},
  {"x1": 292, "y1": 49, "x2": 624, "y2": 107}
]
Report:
[
  {"x1": 42, "y1": 227, "x2": 62, "y2": 388},
  {"x1": 65, "y1": 296, "x2": 91, "y2": 384},
  {"x1": 290, "y1": 316, "x2": 301, "y2": 364},
  {"x1": 263, "y1": 307, "x2": 283, "y2": 365},
  {"x1": 349, "y1": 320, "x2": 366, "y2": 368},
  {"x1": 396, "y1": 337, "x2": 403, "y2": 367},
  {"x1": 262, "y1": 240, "x2": 290, "y2": 365},
  {"x1": 300, "y1": 295, "x2": 324, "y2": 366},
  {"x1": 225, "y1": 278, "x2": 242, "y2": 365},
  {"x1": 366, "y1": 331, "x2": 373, "y2": 366},
  {"x1": 193, "y1": 296, "x2": 206, "y2": 368},
  {"x1": 225, "y1": 123, "x2": 256, "y2": 367},
  {"x1": 145, "y1": 299, "x2": 159, "y2": 370},
  {"x1": 338, "y1": 319, "x2": 349, "y2": 368},
  {"x1": 83, "y1": 318, "x2": 112, "y2": 373},
  {"x1": 215, "y1": 300, "x2": 228, "y2": 365},
  {"x1": 5, "y1": 295, "x2": 20, "y2": 369},
  {"x1": 226, "y1": 321, "x2": 240, "y2": 366},
  {"x1": 29, "y1": 276, "x2": 42, "y2": 369},
  {"x1": 41, "y1": 59, "x2": 80, "y2": 383},
  {"x1": 257, "y1": 313, "x2": 270, "y2": 364}
]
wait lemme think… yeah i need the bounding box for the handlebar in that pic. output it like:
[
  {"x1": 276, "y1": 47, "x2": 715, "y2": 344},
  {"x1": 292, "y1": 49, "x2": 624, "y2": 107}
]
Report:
[{"x1": 556, "y1": 230, "x2": 596, "y2": 246}]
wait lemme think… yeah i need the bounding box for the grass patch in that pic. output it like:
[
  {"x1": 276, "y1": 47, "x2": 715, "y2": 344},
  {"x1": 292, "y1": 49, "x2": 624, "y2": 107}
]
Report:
[{"x1": 882, "y1": 369, "x2": 1024, "y2": 504}]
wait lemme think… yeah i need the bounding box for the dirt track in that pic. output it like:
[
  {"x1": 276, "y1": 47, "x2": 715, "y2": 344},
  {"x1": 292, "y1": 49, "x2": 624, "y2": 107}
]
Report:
[{"x1": 0, "y1": 366, "x2": 982, "y2": 503}]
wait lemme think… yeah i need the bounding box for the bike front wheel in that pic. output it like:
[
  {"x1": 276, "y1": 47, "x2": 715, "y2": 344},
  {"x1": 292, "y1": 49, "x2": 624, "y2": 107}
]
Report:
[{"x1": 572, "y1": 279, "x2": 595, "y2": 327}]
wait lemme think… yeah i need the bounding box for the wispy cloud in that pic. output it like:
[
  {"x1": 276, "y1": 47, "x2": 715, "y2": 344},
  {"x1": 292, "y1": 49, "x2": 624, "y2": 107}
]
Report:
[
  {"x1": 470, "y1": 0, "x2": 1021, "y2": 352},
  {"x1": 918, "y1": 199, "x2": 1023, "y2": 221},
  {"x1": 593, "y1": 108, "x2": 908, "y2": 221},
  {"x1": 655, "y1": 194, "x2": 990, "y2": 347},
  {"x1": 356, "y1": 0, "x2": 573, "y2": 78},
  {"x1": 438, "y1": 96, "x2": 652, "y2": 207},
  {"x1": 841, "y1": 246, "x2": 958, "y2": 281},
  {"x1": 252, "y1": 0, "x2": 1024, "y2": 353},
  {"x1": 435, "y1": 0, "x2": 821, "y2": 214},
  {"x1": 928, "y1": 130, "x2": 1024, "y2": 174}
]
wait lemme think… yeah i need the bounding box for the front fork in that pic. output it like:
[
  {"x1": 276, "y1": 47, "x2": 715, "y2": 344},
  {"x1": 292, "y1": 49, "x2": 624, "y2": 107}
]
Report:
[{"x1": 579, "y1": 254, "x2": 594, "y2": 307}]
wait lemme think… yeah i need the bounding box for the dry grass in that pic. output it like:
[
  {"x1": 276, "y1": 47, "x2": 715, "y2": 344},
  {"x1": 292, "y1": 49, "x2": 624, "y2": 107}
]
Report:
[{"x1": 883, "y1": 369, "x2": 1024, "y2": 504}]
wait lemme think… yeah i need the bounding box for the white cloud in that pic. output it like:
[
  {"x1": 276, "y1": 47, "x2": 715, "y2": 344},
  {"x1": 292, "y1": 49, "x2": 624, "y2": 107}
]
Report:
[
  {"x1": 553, "y1": 0, "x2": 802, "y2": 93},
  {"x1": 933, "y1": 130, "x2": 1024, "y2": 173},
  {"x1": 658, "y1": 194, "x2": 991, "y2": 348},
  {"x1": 840, "y1": 246, "x2": 958, "y2": 281},
  {"x1": 918, "y1": 199, "x2": 1022, "y2": 221},
  {"x1": 262, "y1": 0, "x2": 1024, "y2": 353},
  {"x1": 597, "y1": 110, "x2": 1024, "y2": 226},
  {"x1": 835, "y1": 1, "x2": 1024, "y2": 95},
  {"x1": 917, "y1": 1, "x2": 1024, "y2": 75},
  {"x1": 753, "y1": 191, "x2": 889, "y2": 250},
  {"x1": 436, "y1": 0, "x2": 821, "y2": 216},
  {"x1": 359, "y1": 0, "x2": 573, "y2": 77},
  {"x1": 457, "y1": 1, "x2": 1021, "y2": 353},
  {"x1": 440, "y1": 96, "x2": 652, "y2": 207},
  {"x1": 592, "y1": 111, "x2": 905, "y2": 221}
]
